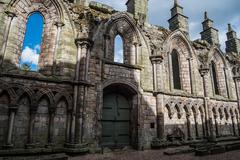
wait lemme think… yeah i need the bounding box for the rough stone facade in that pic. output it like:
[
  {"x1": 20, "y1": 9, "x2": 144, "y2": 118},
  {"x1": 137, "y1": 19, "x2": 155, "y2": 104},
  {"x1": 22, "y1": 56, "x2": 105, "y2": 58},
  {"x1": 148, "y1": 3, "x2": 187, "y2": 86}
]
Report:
[{"x1": 0, "y1": 0, "x2": 240, "y2": 155}]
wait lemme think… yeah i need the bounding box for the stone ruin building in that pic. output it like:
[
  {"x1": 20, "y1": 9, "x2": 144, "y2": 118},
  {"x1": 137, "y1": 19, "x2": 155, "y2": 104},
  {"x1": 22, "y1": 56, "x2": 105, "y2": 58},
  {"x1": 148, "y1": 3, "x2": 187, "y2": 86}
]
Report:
[{"x1": 0, "y1": 0, "x2": 240, "y2": 155}]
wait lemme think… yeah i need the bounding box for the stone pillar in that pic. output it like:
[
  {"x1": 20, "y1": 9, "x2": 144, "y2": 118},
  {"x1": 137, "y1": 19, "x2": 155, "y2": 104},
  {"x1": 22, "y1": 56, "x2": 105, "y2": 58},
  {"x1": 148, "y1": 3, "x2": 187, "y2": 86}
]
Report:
[
  {"x1": 236, "y1": 114, "x2": 240, "y2": 136},
  {"x1": 26, "y1": 108, "x2": 37, "y2": 148},
  {"x1": 65, "y1": 111, "x2": 72, "y2": 143},
  {"x1": 186, "y1": 113, "x2": 193, "y2": 140},
  {"x1": 193, "y1": 112, "x2": 199, "y2": 139},
  {"x1": 224, "y1": 67, "x2": 230, "y2": 98},
  {"x1": 47, "y1": 109, "x2": 55, "y2": 146},
  {"x1": 199, "y1": 67, "x2": 216, "y2": 141},
  {"x1": 4, "y1": 105, "x2": 17, "y2": 148},
  {"x1": 68, "y1": 38, "x2": 92, "y2": 146},
  {"x1": 187, "y1": 57, "x2": 195, "y2": 95},
  {"x1": 214, "y1": 114, "x2": 219, "y2": 137},
  {"x1": 134, "y1": 42, "x2": 139, "y2": 65},
  {"x1": 156, "y1": 94, "x2": 165, "y2": 140},
  {"x1": 234, "y1": 78, "x2": 240, "y2": 117},
  {"x1": 130, "y1": 43, "x2": 136, "y2": 65},
  {"x1": 69, "y1": 39, "x2": 82, "y2": 145},
  {"x1": 104, "y1": 34, "x2": 110, "y2": 59},
  {"x1": 201, "y1": 113, "x2": 206, "y2": 138},
  {"x1": 231, "y1": 114, "x2": 236, "y2": 136},
  {"x1": 52, "y1": 21, "x2": 64, "y2": 75},
  {"x1": 0, "y1": 10, "x2": 16, "y2": 67},
  {"x1": 151, "y1": 55, "x2": 165, "y2": 140}
]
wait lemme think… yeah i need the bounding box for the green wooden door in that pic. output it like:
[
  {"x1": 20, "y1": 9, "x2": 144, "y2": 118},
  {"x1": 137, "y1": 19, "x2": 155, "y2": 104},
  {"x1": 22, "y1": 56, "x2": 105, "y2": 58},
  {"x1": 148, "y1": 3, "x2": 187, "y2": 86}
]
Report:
[{"x1": 102, "y1": 93, "x2": 130, "y2": 147}]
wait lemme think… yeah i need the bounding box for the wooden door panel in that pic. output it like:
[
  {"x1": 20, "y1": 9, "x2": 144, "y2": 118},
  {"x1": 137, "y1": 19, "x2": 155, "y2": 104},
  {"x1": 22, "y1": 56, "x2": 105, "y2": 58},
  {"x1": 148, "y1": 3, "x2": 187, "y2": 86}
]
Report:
[{"x1": 102, "y1": 93, "x2": 131, "y2": 147}]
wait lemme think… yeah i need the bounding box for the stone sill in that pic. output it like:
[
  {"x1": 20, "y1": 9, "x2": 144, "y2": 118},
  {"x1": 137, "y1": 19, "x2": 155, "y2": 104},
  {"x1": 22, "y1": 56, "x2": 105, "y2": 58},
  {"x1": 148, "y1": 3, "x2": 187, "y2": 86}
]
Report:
[
  {"x1": 0, "y1": 73, "x2": 93, "y2": 86},
  {"x1": 103, "y1": 59, "x2": 143, "y2": 70},
  {"x1": 0, "y1": 147, "x2": 88, "y2": 157},
  {"x1": 154, "y1": 90, "x2": 238, "y2": 102}
]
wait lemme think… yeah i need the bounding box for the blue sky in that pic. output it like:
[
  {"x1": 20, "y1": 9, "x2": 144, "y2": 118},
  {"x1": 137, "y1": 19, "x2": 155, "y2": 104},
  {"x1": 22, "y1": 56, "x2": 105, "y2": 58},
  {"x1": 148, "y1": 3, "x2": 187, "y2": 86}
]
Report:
[
  {"x1": 20, "y1": 12, "x2": 43, "y2": 71},
  {"x1": 114, "y1": 35, "x2": 124, "y2": 63},
  {"x1": 20, "y1": 1, "x2": 240, "y2": 70},
  {"x1": 94, "y1": 0, "x2": 240, "y2": 50}
]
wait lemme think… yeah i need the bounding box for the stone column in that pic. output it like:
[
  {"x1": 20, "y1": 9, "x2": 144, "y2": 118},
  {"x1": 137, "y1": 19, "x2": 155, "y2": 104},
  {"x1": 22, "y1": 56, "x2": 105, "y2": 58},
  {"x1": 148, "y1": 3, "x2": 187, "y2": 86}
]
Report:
[
  {"x1": 47, "y1": 108, "x2": 55, "y2": 146},
  {"x1": 130, "y1": 43, "x2": 136, "y2": 65},
  {"x1": 26, "y1": 108, "x2": 37, "y2": 148},
  {"x1": 0, "y1": 10, "x2": 16, "y2": 67},
  {"x1": 193, "y1": 112, "x2": 199, "y2": 139},
  {"x1": 199, "y1": 67, "x2": 215, "y2": 141},
  {"x1": 201, "y1": 113, "x2": 206, "y2": 138},
  {"x1": 234, "y1": 78, "x2": 240, "y2": 118},
  {"x1": 4, "y1": 105, "x2": 17, "y2": 148},
  {"x1": 214, "y1": 114, "x2": 219, "y2": 137},
  {"x1": 65, "y1": 111, "x2": 72, "y2": 143},
  {"x1": 231, "y1": 114, "x2": 236, "y2": 136},
  {"x1": 104, "y1": 34, "x2": 110, "y2": 58},
  {"x1": 224, "y1": 67, "x2": 231, "y2": 98},
  {"x1": 236, "y1": 114, "x2": 240, "y2": 136},
  {"x1": 52, "y1": 21, "x2": 64, "y2": 75},
  {"x1": 134, "y1": 42, "x2": 139, "y2": 65},
  {"x1": 186, "y1": 113, "x2": 193, "y2": 140},
  {"x1": 68, "y1": 38, "x2": 92, "y2": 146},
  {"x1": 187, "y1": 57, "x2": 196, "y2": 95},
  {"x1": 151, "y1": 55, "x2": 165, "y2": 140}
]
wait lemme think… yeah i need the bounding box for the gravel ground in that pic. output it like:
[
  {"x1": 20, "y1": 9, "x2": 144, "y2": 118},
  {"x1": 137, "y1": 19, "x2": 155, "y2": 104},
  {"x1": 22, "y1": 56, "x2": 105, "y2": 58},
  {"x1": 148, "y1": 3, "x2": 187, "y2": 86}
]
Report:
[{"x1": 70, "y1": 149, "x2": 240, "y2": 160}]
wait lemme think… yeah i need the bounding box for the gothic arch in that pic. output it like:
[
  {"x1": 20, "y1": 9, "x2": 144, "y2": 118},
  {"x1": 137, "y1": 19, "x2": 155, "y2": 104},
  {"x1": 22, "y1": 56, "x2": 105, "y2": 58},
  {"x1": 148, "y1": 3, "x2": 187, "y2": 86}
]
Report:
[
  {"x1": 105, "y1": 13, "x2": 141, "y2": 43},
  {"x1": 104, "y1": 13, "x2": 142, "y2": 64},
  {"x1": 54, "y1": 92, "x2": 73, "y2": 111},
  {"x1": 0, "y1": 83, "x2": 17, "y2": 104},
  {"x1": 16, "y1": 86, "x2": 34, "y2": 106},
  {"x1": 34, "y1": 89, "x2": 54, "y2": 108},
  {"x1": 7, "y1": 0, "x2": 64, "y2": 22},
  {"x1": 163, "y1": 30, "x2": 196, "y2": 59}
]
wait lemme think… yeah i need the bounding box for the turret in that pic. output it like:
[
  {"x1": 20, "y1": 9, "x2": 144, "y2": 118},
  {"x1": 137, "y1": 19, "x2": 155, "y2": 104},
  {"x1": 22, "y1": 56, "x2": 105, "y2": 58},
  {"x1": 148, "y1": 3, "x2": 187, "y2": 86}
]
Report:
[
  {"x1": 168, "y1": 0, "x2": 189, "y2": 36},
  {"x1": 200, "y1": 12, "x2": 219, "y2": 45},
  {"x1": 225, "y1": 23, "x2": 240, "y2": 54}
]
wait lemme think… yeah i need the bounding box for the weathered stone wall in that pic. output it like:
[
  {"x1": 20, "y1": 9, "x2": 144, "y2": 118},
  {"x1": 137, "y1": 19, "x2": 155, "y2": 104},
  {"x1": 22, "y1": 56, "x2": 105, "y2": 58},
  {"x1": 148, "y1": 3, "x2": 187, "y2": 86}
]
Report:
[{"x1": 0, "y1": 0, "x2": 239, "y2": 155}]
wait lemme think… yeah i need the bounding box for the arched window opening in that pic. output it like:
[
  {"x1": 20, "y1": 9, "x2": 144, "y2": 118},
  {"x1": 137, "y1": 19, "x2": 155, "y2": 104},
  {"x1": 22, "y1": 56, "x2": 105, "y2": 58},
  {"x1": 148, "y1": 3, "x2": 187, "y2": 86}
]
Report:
[
  {"x1": 19, "y1": 12, "x2": 44, "y2": 71},
  {"x1": 114, "y1": 35, "x2": 124, "y2": 63},
  {"x1": 171, "y1": 50, "x2": 181, "y2": 90},
  {"x1": 211, "y1": 61, "x2": 220, "y2": 95}
]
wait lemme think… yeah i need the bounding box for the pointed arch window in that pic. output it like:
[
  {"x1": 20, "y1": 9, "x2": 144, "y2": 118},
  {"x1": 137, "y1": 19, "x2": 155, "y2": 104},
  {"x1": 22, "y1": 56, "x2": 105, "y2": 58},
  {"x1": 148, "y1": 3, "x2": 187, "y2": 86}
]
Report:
[
  {"x1": 171, "y1": 49, "x2": 181, "y2": 90},
  {"x1": 114, "y1": 35, "x2": 124, "y2": 63},
  {"x1": 211, "y1": 61, "x2": 220, "y2": 95},
  {"x1": 19, "y1": 12, "x2": 44, "y2": 71}
]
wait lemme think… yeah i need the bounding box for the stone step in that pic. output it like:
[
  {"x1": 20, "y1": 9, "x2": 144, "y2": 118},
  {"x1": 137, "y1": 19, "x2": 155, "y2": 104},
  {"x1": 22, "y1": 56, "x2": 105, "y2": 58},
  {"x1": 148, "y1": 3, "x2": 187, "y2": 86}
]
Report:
[
  {"x1": 164, "y1": 147, "x2": 194, "y2": 156},
  {"x1": 195, "y1": 141, "x2": 240, "y2": 156},
  {"x1": 0, "y1": 153, "x2": 68, "y2": 160}
]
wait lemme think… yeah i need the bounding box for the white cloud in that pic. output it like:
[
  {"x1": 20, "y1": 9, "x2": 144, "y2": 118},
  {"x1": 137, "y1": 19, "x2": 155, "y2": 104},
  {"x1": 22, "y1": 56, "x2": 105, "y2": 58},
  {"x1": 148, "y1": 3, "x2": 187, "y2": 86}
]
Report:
[
  {"x1": 20, "y1": 46, "x2": 40, "y2": 65},
  {"x1": 114, "y1": 49, "x2": 124, "y2": 63},
  {"x1": 93, "y1": 0, "x2": 240, "y2": 52}
]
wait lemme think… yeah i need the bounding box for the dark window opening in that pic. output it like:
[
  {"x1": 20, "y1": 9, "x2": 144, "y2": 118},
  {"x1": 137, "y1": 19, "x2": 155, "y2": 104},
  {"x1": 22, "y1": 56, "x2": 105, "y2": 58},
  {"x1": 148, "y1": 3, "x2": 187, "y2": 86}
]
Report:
[
  {"x1": 150, "y1": 123, "x2": 155, "y2": 129},
  {"x1": 171, "y1": 50, "x2": 181, "y2": 90},
  {"x1": 211, "y1": 61, "x2": 220, "y2": 95}
]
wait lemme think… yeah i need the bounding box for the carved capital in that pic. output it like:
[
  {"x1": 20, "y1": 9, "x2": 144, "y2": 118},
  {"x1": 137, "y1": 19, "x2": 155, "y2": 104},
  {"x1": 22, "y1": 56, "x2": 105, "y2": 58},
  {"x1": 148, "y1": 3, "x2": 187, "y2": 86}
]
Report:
[
  {"x1": 75, "y1": 38, "x2": 93, "y2": 48},
  {"x1": 199, "y1": 67, "x2": 210, "y2": 77},
  {"x1": 5, "y1": 10, "x2": 16, "y2": 18},
  {"x1": 150, "y1": 55, "x2": 163, "y2": 64},
  {"x1": 55, "y1": 21, "x2": 65, "y2": 28}
]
